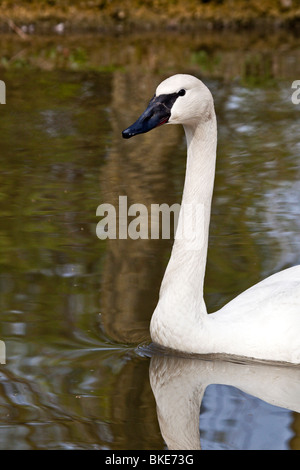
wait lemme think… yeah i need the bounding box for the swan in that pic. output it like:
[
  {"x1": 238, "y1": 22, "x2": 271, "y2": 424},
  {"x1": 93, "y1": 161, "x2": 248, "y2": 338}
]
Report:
[{"x1": 122, "y1": 74, "x2": 300, "y2": 364}]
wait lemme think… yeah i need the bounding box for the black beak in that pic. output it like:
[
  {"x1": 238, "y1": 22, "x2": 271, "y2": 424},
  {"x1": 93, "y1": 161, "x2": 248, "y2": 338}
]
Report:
[{"x1": 122, "y1": 92, "x2": 179, "y2": 139}]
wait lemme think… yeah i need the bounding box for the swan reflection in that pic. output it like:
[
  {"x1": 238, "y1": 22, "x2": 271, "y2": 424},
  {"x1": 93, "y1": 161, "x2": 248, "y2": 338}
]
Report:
[
  {"x1": 149, "y1": 353, "x2": 300, "y2": 450},
  {"x1": 123, "y1": 74, "x2": 300, "y2": 364}
]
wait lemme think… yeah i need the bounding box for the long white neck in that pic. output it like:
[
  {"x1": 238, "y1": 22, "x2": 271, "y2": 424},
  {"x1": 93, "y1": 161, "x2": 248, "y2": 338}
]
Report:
[{"x1": 150, "y1": 113, "x2": 217, "y2": 348}]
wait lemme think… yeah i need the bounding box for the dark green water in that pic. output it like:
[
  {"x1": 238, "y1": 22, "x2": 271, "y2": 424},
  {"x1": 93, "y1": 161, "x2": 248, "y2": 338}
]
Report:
[{"x1": 0, "y1": 32, "x2": 299, "y2": 450}]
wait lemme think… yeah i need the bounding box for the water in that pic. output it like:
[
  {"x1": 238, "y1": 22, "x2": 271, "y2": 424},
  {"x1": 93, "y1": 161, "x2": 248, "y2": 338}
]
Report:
[{"x1": 0, "y1": 32, "x2": 299, "y2": 450}]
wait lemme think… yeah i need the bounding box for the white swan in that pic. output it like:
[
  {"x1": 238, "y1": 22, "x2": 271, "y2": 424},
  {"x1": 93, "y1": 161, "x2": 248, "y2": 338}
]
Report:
[{"x1": 122, "y1": 74, "x2": 300, "y2": 364}]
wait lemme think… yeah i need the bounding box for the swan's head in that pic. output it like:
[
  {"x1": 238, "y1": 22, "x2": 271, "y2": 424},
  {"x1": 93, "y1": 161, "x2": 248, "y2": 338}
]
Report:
[{"x1": 122, "y1": 74, "x2": 213, "y2": 139}]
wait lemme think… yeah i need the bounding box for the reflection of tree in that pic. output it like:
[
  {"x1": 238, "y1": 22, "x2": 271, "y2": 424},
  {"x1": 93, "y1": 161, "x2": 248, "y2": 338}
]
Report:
[
  {"x1": 99, "y1": 70, "x2": 183, "y2": 344},
  {"x1": 110, "y1": 354, "x2": 164, "y2": 450},
  {"x1": 1, "y1": 32, "x2": 300, "y2": 81},
  {"x1": 291, "y1": 413, "x2": 300, "y2": 449}
]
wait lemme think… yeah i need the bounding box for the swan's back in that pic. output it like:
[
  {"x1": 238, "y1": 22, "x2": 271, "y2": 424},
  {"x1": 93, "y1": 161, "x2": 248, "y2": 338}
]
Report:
[
  {"x1": 216, "y1": 265, "x2": 300, "y2": 320},
  {"x1": 210, "y1": 265, "x2": 300, "y2": 364}
]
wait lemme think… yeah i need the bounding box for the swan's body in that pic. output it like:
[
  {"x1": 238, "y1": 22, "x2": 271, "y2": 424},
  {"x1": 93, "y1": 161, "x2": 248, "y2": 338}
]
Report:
[{"x1": 122, "y1": 74, "x2": 300, "y2": 365}]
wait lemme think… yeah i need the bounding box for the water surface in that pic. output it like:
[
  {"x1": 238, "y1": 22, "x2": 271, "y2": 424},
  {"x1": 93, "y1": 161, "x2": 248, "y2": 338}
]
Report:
[{"x1": 0, "y1": 32, "x2": 299, "y2": 450}]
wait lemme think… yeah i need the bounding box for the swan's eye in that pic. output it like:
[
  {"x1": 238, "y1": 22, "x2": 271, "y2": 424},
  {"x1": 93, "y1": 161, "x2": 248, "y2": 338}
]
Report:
[{"x1": 178, "y1": 89, "x2": 186, "y2": 96}]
